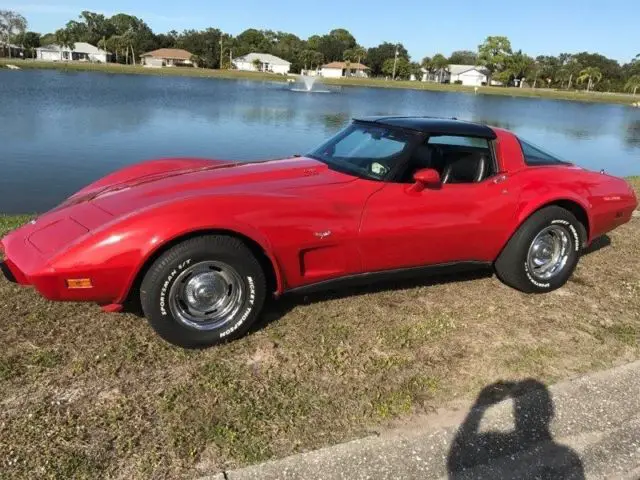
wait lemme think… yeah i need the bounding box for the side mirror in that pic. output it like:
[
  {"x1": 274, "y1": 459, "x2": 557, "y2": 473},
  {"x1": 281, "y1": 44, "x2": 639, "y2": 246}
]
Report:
[{"x1": 411, "y1": 168, "x2": 441, "y2": 191}]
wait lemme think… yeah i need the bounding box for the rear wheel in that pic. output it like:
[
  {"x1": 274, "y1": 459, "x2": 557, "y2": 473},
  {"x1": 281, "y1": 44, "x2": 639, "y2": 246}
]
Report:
[
  {"x1": 140, "y1": 235, "x2": 266, "y2": 348},
  {"x1": 495, "y1": 206, "x2": 585, "y2": 293}
]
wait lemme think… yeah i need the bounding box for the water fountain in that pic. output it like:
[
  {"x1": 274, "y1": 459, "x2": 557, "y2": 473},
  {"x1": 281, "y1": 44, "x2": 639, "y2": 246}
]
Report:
[{"x1": 290, "y1": 75, "x2": 331, "y2": 93}]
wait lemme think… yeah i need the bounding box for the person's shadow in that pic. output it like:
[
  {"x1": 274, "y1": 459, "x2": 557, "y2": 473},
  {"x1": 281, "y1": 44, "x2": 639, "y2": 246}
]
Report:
[{"x1": 447, "y1": 379, "x2": 584, "y2": 480}]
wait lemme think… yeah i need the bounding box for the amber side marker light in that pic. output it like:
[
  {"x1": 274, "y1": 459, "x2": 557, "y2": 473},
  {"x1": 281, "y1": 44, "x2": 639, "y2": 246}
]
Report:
[{"x1": 66, "y1": 278, "x2": 93, "y2": 289}]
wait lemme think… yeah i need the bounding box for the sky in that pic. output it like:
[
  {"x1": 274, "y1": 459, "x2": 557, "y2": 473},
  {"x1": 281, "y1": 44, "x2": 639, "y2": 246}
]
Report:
[{"x1": 7, "y1": 0, "x2": 640, "y2": 64}]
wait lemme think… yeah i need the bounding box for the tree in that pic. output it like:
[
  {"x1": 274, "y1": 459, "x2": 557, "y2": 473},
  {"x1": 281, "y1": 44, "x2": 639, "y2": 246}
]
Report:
[
  {"x1": 109, "y1": 14, "x2": 155, "y2": 65},
  {"x1": 477, "y1": 36, "x2": 512, "y2": 84},
  {"x1": 155, "y1": 32, "x2": 177, "y2": 49},
  {"x1": 535, "y1": 55, "x2": 561, "y2": 87},
  {"x1": 0, "y1": 10, "x2": 27, "y2": 58},
  {"x1": 190, "y1": 54, "x2": 201, "y2": 67},
  {"x1": 496, "y1": 50, "x2": 534, "y2": 87},
  {"x1": 252, "y1": 57, "x2": 262, "y2": 71},
  {"x1": 382, "y1": 57, "x2": 411, "y2": 79},
  {"x1": 420, "y1": 56, "x2": 433, "y2": 80},
  {"x1": 40, "y1": 32, "x2": 56, "y2": 46},
  {"x1": 54, "y1": 28, "x2": 75, "y2": 59},
  {"x1": 625, "y1": 75, "x2": 640, "y2": 96},
  {"x1": 22, "y1": 31, "x2": 40, "y2": 58},
  {"x1": 367, "y1": 42, "x2": 409, "y2": 76},
  {"x1": 577, "y1": 67, "x2": 602, "y2": 92},
  {"x1": 448, "y1": 50, "x2": 477, "y2": 65},
  {"x1": 343, "y1": 45, "x2": 367, "y2": 65},
  {"x1": 315, "y1": 28, "x2": 356, "y2": 62},
  {"x1": 176, "y1": 28, "x2": 223, "y2": 68},
  {"x1": 558, "y1": 54, "x2": 581, "y2": 89},
  {"x1": 234, "y1": 28, "x2": 272, "y2": 57},
  {"x1": 271, "y1": 32, "x2": 305, "y2": 71},
  {"x1": 299, "y1": 49, "x2": 324, "y2": 70},
  {"x1": 78, "y1": 11, "x2": 114, "y2": 45},
  {"x1": 431, "y1": 53, "x2": 449, "y2": 82},
  {"x1": 409, "y1": 61, "x2": 422, "y2": 80}
]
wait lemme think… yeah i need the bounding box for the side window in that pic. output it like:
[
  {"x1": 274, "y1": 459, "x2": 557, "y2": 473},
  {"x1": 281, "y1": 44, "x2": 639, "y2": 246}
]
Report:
[
  {"x1": 519, "y1": 139, "x2": 565, "y2": 165},
  {"x1": 415, "y1": 135, "x2": 494, "y2": 184}
]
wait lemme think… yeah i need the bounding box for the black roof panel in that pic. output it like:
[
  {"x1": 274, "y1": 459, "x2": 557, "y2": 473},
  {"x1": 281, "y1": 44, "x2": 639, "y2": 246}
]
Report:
[{"x1": 354, "y1": 116, "x2": 497, "y2": 139}]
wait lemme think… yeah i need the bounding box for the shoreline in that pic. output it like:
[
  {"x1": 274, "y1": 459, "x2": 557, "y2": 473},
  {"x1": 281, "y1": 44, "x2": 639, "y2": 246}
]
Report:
[{"x1": 2, "y1": 59, "x2": 640, "y2": 106}]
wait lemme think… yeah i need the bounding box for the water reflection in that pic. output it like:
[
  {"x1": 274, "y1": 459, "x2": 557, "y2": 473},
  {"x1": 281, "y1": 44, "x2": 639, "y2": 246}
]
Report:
[
  {"x1": 625, "y1": 120, "x2": 640, "y2": 148},
  {"x1": 0, "y1": 69, "x2": 639, "y2": 213}
]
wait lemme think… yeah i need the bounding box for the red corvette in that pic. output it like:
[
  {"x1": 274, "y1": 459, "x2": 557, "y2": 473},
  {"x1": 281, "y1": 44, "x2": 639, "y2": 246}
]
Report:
[{"x1": 1, "y1": 117, "x2": 637, "y2": 347}]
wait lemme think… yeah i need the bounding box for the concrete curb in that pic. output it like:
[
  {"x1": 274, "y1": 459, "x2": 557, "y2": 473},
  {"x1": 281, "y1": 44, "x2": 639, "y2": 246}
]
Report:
[{"x1": 201, "y1": 361, "x2": 640, "y2": 480}]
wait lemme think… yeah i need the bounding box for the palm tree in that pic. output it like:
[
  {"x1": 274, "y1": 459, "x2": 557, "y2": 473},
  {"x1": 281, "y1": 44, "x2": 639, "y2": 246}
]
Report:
[
  {"x1": 343, "y1": 46, "x2": 367, "y2": 66},
  {"x1": 431, "y1": 53, "x2": 449, "y2": 83},
  {"x1": 625, "y1": 75, "x2": 640, "y2": 96},
  {"x1": 54, "y1": 28, "x2": 75, "y2": 61},
  {"x1": 420, "y1": 56, "x2": 433, "y2": 81},
  {"x1": 0, "y1": 10, "x2": 27, "y2": 58},
  {"x1": 577, "y1": 67, "x2": 602, "y2": 92}
]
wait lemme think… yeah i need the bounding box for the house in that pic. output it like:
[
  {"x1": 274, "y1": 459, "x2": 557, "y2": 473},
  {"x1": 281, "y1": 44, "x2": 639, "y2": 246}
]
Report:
[
  {"x1": 447, "y1": 64, "x2": 489, "y2": 86},
  {"x1": 35, "y1": 42, "x2": 109, "y2": 63},
  {"x1": 233, "y1": 53, "x2": 291, "y2": 74},
  {"x1": 140, "y1": 48, "x2": 196, "y2": 67},
  {"x1": 420, "y1": 67, "x2": 450, "y2": 83},
  {"x1": 0, "y1": 42, "x2": 25, "y2": 58},
  {"x1": 320, "y1": 61, "x2": 369, "y2": 78}
]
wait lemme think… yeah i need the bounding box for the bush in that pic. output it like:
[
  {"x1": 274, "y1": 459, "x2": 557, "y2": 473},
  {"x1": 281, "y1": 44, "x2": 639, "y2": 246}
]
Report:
[{"x1": 454, "y1": 80, "x2": 463, "y2": 85}]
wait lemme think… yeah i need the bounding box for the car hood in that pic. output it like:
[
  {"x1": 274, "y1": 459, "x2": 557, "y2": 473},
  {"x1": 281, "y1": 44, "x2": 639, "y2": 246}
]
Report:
[{"x1": 82, "y1": 156, "x2": 356, "y2": 217}]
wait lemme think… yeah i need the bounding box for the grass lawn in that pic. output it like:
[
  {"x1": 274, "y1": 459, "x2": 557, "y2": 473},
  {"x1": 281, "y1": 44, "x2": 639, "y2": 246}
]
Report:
[
  {"x1": 1, "y1": 178, "x2": 639, "y2": 478},
  {"x1": 2, "y1": 58, "x2": 639, "y2": 106}
]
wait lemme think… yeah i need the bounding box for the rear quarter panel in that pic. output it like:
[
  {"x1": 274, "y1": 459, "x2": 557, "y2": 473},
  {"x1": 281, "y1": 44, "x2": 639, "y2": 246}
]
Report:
[
  {"x1": 501, "y1": 167, "x2": 635, "y2": 249},
  {"x1": 492, "y1": 127, "x2": 636, "y2": 248}
]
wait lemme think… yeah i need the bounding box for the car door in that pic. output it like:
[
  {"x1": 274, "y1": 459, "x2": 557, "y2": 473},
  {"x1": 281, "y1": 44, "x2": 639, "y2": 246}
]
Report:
[{"x1": 357, "y1": 136, "x2": 519, "y2": 273}]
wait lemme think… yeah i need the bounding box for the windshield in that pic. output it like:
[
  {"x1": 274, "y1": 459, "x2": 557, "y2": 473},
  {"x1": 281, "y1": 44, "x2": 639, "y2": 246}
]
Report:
[{"x1": 308, "y1": 123, "x2": 416, "y2": 181}]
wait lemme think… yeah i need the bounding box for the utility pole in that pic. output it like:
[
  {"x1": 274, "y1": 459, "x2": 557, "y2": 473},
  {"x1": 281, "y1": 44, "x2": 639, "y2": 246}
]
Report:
[
  {"x1": 219, "y1": 38, "x2": 223, "y2": 69},
  {"x1": 391, "y1": 44, "x2": 399, "y2": 80}
]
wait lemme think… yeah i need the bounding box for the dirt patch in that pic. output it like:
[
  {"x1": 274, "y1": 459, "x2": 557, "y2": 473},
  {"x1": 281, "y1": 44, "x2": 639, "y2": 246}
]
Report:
[{"x1": 1, "y1": 180, "x2": 639, "y2": 478}]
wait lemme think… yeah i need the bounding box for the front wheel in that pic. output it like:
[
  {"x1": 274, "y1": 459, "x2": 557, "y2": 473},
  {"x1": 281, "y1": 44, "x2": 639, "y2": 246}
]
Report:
[
  {"x1": 140, "y1": 235, "x2": 266, "y2": 348},
  {"x1": 495, "y1": 206, "x2": 585, "y2": 293}
]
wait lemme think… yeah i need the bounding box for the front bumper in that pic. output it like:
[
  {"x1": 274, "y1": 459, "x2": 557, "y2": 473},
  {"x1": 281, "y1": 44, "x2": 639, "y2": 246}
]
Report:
[{"x1": 0, "y1": 238, "x2": 60, "y2": 298}]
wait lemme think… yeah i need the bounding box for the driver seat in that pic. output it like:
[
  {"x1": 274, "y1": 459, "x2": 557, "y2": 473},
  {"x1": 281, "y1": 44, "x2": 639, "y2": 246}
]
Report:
[{"x1": 441, "y1": 154, "x2": 488, "y2": 184}]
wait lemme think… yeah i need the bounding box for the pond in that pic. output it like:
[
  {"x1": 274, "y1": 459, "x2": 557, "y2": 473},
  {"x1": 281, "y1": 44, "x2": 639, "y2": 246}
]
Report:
[{"x1": 0, "y1": 69, "x2": 639, "y2": 214}]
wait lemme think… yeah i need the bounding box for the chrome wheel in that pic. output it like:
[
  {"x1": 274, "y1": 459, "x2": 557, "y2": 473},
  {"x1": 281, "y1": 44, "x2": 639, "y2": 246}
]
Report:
[
  {"x1": 526, "y1": 225, "x2": 571, "y2": 281},
  {"x1": 168, "y1": 261, "x2": 245, "y2": 331}
]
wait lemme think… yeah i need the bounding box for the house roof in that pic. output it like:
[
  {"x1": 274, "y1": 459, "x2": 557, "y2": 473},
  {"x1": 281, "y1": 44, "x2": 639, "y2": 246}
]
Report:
[
  {"x1": 36, "y1": 42, "x2": 108, "y2": 54},
  {"x1": 141, "y1": 48, "x2": 193, "y2": 60},
  {"x1": 322, "y1": 61, "x2": 369, "y2": 70},
  {"x1": 233, "y1": 52, "x2": 291, "y2": 65},
  {"x1": 354, "y1": 116, "x2": 497, "y2": 139},
  {"x1": 448, "y1": 64, "x2": 489, "y2": 75}
]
